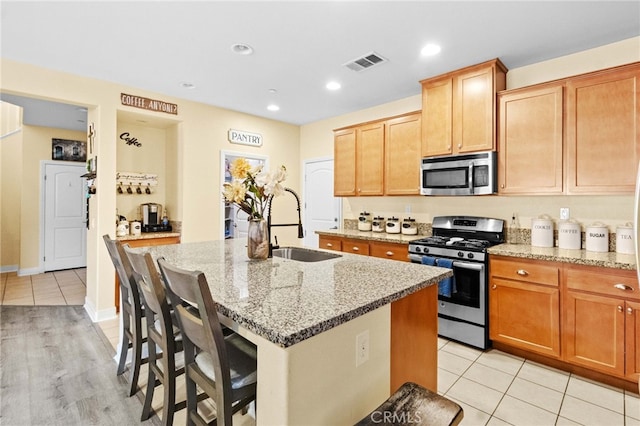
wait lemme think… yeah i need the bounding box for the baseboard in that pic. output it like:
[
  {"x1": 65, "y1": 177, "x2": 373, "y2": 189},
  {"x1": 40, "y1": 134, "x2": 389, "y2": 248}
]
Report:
[
  {"x1": 18, "y1": 266, "x2": 43, "y2": 276},
  {"x1": 83, "y1": 297, "x2": 117, "y2": 323},
  {"x1": 0, "y1": 265, "x2": 18, "y2": 274}
]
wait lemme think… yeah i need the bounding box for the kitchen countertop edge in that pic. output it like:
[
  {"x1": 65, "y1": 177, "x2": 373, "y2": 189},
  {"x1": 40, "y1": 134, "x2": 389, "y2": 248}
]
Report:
[{"x1": 316, "y1": 229, "x2": 424, "y2": 244}]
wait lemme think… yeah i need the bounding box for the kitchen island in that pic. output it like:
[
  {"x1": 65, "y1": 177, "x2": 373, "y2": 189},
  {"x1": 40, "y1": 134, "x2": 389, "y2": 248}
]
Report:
[{"x1": 138, "y1": 239, "x2": 452, "y2": 425}]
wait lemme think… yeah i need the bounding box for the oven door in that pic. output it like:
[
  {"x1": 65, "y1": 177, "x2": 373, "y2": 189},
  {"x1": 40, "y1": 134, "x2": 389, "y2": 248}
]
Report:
[{"x1": 438, "y1": 260, "x2": 486, "y2": 326}]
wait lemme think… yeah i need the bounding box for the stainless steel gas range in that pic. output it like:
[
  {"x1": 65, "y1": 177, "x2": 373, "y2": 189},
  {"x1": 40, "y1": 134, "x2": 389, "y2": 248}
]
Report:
[{"x1": 408, "y1": 216, "x2": 505, "y2": 349}]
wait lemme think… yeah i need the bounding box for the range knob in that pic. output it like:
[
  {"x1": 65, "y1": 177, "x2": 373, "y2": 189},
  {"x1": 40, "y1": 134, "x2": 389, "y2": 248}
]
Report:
[
  {"x1": 424, "y1": 247, "x2": 430, "y2": 254},
  {"x1": 414, "y1": 246, "x2": 422, "y2": 253},
  {"x1": 467, "y1": 253, "x2": 474, "y2": 259},
  {"x1": 457, "y1": 251, "x2": 464, "y2": 258}
]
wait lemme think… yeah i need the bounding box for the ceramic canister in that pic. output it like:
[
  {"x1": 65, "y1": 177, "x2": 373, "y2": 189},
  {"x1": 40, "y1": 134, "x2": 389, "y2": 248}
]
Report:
[
  {"x1": 358, "y1": 212, "x2": 372, "y2": 231},
  {"x1": 586, "y1": 222, "x2": 609, "y2": 252},
  {"x1": 531, "y1": 215, "x2": 554, "y2": 248},
  {"x1": 401, "y1": 217, "x2": 418, "y2": 235},
  {"x1": 616, "y1": 222, "x2": 634, "y2": 254},
  {"x1": 130, "y1": 221, "x2": 142, "y2": 236},
  {"x1": 558, "y1": 219, "x2": 581, "y2": 250},
  {"x1": 372, "y1": 216, "x2": 386, "y2": 233},
  {"x1": 116, "y1": 220, "x2": 129, "y2": 237},
  {"x1": 386, "y1": 217, "x2": 400, "y2": 234}
]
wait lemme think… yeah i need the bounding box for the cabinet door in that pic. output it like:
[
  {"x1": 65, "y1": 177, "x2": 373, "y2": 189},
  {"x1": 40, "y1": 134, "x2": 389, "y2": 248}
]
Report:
[
  {"x1": 334, "y1": 128, "x2": 357, "y2": 196},
  {"x1": 454, "y1": 66, "x2": 496, "y2": 153},
  {"x1": 341, "y1": 239, "x2": 370, "y2": 256},
  {"x1": 318, "y1": 235, "x2": 342, "y2": 252},
  {"x1": 498, "y1": 84, "x2": 564, "y2": 194},
  {"x1": 566, "y1": 64, "x2": 640, "y2": 194},
  {"x1": 369, "y1": 241, "x2": 408, "y2": 262},
  {"x1": 489, "y1": 277, "x2": 560, "y2": 358},
  {"x1": 357, "y1": 122, "x2": 385, "y2": 196},
  {"x1": 421, "y1": 78, "x2": 453, "y2": 157},
  {"x1": 385, "y1": 113, "x2": 421, "y2": 195},
  {"x1": 563, "y1": 290, "x2": 626, "y2": 376},
  {"x1": 626, "y1": 300, "x2": 640, "y2": 382}
]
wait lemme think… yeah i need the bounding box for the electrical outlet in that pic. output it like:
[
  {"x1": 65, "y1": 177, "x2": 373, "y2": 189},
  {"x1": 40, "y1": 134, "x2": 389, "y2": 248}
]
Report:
[
  {"x1": 355, "y1": 330, "x2": 369, "y2": 367},
  {"x1": 405, "y1": 205, "x2": 411, "y2": 214},
  {"x1": 560, "y1": 208, "x2": 570, "y2": 220}
]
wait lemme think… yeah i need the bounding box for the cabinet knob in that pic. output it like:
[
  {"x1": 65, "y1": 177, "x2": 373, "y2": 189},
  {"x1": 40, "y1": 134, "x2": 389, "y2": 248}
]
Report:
[
  {"x1": 617, "y1": 305, "x2": 623, "y2": 312},
  {"x1": 516, "y1": 269, "x2": 529, "y2": 276},
  {"x1": 628, "y1": 307, "x2": 634, "y2": 315},
  {"x1": 386, "y1": 251, "x2": 394, "y2": 256},
  {"x1": 353, "y1": 247, "x2": 359, "y2": 251},
  {"x1": 457, "y1": 143, "x2": 462, "y2": 149},
  {"x1": 492, "y1": 284, "x2": 497, "y2": 290},
  {"x1": 613, "y1": 283, "x2": 634, "y2": 291},
  {"x1": 326, "y1": 243, "x2": 333, "y2": 247},
  {"x1": 500, "y1": 184, "x2": 505, "y2": 189}
]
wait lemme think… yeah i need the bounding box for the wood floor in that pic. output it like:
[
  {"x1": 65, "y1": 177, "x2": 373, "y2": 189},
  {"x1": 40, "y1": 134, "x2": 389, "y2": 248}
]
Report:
[{"x1": 0, "y1": 305, "x2": 154, "y2": 425}]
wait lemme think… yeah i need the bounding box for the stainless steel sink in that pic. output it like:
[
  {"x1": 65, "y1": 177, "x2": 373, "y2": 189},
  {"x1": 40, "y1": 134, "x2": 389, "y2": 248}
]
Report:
[{"x1": 272, "y1": 247, "x2": 342, "y2": 262}]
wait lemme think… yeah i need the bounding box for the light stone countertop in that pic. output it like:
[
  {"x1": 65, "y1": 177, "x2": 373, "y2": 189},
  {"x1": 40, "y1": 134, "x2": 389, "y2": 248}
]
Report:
[
  {"x1": 316, "y1": 228, "x2": 425, "y2": 244},
  {"x1": 488, "y1": 243, "x2": 636, "y2": 271},
  {"x1": 117, "y1": 232, "x2": 180, "y2": 242},
  {"x1": 137, "y1": 239, "x2": 452, "y2": 348}
]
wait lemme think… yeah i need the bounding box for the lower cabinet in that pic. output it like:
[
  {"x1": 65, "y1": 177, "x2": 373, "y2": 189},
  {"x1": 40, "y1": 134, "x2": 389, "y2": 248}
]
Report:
[
  {"x1": 318, "y1": 235, "x2": 409, "y2": 262},
  {"x1": 489, "y1": 257, "x2": 560, "y2": 358},
  {"x1": 490, "y1": 256, "x2": 639, "y2": 386}
]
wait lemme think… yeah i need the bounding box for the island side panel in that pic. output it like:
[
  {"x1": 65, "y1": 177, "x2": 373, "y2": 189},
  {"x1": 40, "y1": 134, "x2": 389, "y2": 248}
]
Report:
[
  {"x1": 390, "y1": 284, "x2": 438, "y2": 392},
  {"x1": 252, "y1": 305, "x2": 391, "y2": 425}
]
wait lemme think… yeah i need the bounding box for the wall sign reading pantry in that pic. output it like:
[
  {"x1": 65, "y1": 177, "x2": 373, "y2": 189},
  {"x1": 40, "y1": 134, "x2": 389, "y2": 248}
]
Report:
[
  {"x1": 228, "y1": 129, "x2": 263, "y2": 147},
  {"x1": 120, "y1": 93, "x2": 178, "y2": 115}
]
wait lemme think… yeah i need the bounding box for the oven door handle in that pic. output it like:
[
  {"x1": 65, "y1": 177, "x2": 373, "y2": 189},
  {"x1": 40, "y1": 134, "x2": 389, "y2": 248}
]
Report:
[{"x1": 452, "y1": 261, "x2": 483, "y2": 272}]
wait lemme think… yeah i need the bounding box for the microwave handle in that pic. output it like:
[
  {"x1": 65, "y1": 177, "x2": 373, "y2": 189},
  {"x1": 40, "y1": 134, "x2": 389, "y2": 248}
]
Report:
[{"x1": 468, "y1": 163, "x2": 474, "y2": 194}]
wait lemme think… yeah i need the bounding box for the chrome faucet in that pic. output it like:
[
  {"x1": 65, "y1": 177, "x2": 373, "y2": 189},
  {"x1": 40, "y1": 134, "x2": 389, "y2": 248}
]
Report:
[{"x1": 266, "y1": 187, "x2": 304, "y2": 257}]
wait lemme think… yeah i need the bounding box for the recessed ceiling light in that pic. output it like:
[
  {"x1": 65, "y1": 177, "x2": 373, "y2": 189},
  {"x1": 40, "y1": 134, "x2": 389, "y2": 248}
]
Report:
[
  {"x1": 268, "y1": 88, "x2": 278, "y2": 94},
  {"x1": 180, "y1": 82, "x2": 196, "y2": 89},
  {"x1": 267, "y1": 104, "x2": 280, "y2": 112},
  {"x1": 421, "y1": 43, "x2": 442, "y2": 57},
  {"x1": 231, "y1": 43, "x2": 254, "y2": 55},
  {"x1": 326, "y1": 81, "x2": 341, "y2": 91}
]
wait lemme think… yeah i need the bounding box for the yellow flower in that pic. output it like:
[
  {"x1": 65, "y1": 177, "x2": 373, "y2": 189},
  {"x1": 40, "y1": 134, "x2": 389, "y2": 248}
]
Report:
[
  {"x1": 222, "y1": 180, "x2": 246, "y2": 204},
  {"x1": 230, "y1": 158, "x2": 252, "y2": 179}
]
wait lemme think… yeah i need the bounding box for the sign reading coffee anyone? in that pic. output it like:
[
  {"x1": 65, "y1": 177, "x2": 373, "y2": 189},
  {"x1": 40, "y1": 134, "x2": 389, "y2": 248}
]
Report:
[{"x1": 121, "y1": 93, "x2": 178, "y2": 115}]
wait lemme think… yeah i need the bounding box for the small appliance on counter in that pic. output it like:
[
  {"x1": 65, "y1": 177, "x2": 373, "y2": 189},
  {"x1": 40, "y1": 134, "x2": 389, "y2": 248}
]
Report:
[
  {"x1": 358, "y1": 212, "x2": 372, "y2": 231},
  {"x1": 586, "y1": 222, "x2": 609, "y2": 252},
  {"x1": 401, "y1": 217, "x2": 418, "y2": 235},
  {"x1": 386, "y1": 217, "x2": 400, "y2": 234},
  {"x1": 558, "y1": 219, "x2": 581, "y2": 250},
  {"x1": 531, "y1": 215, "x2": 554, "y2": 248},
  {"x1": 372, "y1": 216, "x2": 386, "y2": 233},
  {"x1": 616, "y1": 222, "x2": 634, "y2": 254},
  {"x1": 141, "y1": 203, "x2": 172, "y2": 232}
]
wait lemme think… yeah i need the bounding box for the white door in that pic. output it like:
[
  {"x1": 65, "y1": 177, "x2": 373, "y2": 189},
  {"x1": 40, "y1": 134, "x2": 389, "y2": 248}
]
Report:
[
  {"x1": 44, "y1": 162, "x2": 87, "y2": 271},
  {"x1": 303, "y1": 158, "x2": 341, "y2": 248}
]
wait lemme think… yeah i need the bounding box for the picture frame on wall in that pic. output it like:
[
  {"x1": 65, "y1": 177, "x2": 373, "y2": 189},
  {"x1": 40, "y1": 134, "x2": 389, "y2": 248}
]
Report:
[{"x1": 51, "y1": 138, "x2": 87, "y2": 162}]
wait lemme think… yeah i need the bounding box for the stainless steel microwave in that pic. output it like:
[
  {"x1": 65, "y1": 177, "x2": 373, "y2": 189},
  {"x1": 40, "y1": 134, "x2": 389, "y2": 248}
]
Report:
[{"x1": 420, "y1": 151, "x2": 497, "y2": 196}]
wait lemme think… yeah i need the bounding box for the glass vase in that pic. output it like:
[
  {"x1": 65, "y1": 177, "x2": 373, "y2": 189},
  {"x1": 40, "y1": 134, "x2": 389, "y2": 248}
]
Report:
[{"x1": 247, "y1": 218, "x2": 269, "y2": 260}]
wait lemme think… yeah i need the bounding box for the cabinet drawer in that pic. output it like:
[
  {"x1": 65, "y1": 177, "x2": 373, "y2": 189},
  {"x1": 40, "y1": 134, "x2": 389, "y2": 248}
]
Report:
[
  {"x1": 490, "y1": 257, "x2": 559, "y2": 287},
  {"x1": 370, "y1": 242, "x2": 408, "y2": 262},
  {"x1": 565, "y1": 266, "x2": 639, "y2": 300},
  {"x1": 341, "y1": 239, "x2": 370, "y2": 256},
  {"x1": 318, "y1": 236, "x2": 342, "y2": 252}
]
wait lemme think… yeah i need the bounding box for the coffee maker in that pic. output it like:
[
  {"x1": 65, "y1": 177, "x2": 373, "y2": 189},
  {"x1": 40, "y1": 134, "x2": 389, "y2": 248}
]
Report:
[{"x1": 141, "y1": 203, "x2": 167, "y2": 232}]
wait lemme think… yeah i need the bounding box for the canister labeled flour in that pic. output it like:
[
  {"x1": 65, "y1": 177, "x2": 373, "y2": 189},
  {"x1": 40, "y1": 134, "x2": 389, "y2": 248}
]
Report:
[
  {"x1": 531, "y1": 215, "x2": 554, "y2": 248},
  {"x1": 616, "y1": 223, "x2": 634, "y2": 254},
  {"x1": 558, "y1": 220, "x2": 581, "y2": 250},
  {"x1": 586, "y1": 222, "x2": 609, "y2": 252}
]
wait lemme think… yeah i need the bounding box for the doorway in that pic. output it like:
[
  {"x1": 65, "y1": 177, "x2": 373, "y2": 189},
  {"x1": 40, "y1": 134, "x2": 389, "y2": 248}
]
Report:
[
  {"x1": 42, "y1": 161, "x2": 87, "y2": 271},
  {"x1": 303, "y1": 157, "x2": 341, "y2": 248},
  {"x1": 220, "y1": 151, "x2": 268, "y2": 240}
]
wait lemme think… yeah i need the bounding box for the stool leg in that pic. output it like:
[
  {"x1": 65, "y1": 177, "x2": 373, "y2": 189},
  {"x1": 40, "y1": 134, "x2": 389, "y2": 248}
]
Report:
[{"x1": 141, "y1": 342, "x2": 157, "y2": 421}]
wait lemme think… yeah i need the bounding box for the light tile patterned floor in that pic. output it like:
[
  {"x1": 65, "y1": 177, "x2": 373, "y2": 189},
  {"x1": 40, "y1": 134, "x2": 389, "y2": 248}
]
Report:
[
  {"x1": 0, "y1": 268, "x2": 86, "y2": 306},
  {"x1": 437, "y1": 338, "x2": 640, "y2": 426}
]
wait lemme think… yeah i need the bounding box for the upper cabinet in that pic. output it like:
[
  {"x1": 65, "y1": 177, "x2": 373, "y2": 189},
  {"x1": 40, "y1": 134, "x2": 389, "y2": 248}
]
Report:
[
  {"x1": 421, "y1": 59, "x2": 507, "y2": 157},
  {"x1": 334, "y1": 112, "x2": 422, "y2": 197},
  {"x1": 498, "y1": 62, "x2": 640, "y2": 195},
  {"x1": 565, "y1": 64, "x2": 640, "y2": 194},
  {"x1": 498, "y1": 83, "x2": 564, "y2": 195}
]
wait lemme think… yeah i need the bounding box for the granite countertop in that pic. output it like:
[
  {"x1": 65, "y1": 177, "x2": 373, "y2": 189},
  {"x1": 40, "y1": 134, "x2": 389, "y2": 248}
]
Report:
[
  {"x1": 117, "y1": 232, "x2": 180, "y2": 242},
  {"x1": 138, "y1": 239, "x2": 451, "y2": 348},
  {"x1": 316, "y1": 228, "x2": 424, "y2": 244},
  {"x1": 488, "y1": 243, "x2": 636, "y2": 271}
]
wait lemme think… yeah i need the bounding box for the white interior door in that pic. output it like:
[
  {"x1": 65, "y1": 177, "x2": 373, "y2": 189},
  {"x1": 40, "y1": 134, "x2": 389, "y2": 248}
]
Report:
[
  {"x1": 43, "y1": 162, "x2": 87, "y2": 271},
  {"x1": 303, "y1": 158, "x2": 341, "y2": 248}
]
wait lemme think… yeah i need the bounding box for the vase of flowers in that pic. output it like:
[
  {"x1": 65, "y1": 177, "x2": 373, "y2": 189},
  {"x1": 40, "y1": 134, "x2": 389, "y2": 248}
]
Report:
[{"x1": 222, "y1": 158, "x2": 287, "y2": 260}]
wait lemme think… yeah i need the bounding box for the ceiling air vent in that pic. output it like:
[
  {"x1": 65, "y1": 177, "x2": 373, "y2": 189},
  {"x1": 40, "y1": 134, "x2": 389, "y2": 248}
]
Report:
[{"x1": 343, "y1": 52, "x2": 387, "y2": 72}]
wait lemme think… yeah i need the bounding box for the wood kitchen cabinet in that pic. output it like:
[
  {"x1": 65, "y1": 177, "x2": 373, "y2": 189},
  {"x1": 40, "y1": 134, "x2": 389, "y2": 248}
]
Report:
[
  {"x1": 333, "y1": 128, "x2": 357, "y2": 196},
  {"x1": 384, "y1": 112, "x2": 422, "y2": 195},
  {"x1": 421, "y1": 59, "x2": 507, "y2": 157},
  {"x1": 489, "y1": 256, "x2": 561, "y2": 358},
  {"x1": 565, "y1": 63, "x2": 640, "y2": 194},
  {"x1": 318, "y1": 235, "x2": 409, "y2": 262},
  {"x1": 333, "y1": 122, "x2": 384, "y2": 196},
  {"x1": 369, "y1": 241, "x2": 409, "y2": 262},
  {"x1": 318, "y1": 235, "x2": 343, "y2": 252},
  {"x1": 563, "y1": 264, "x2": 639, "y2": 380},
  {"x1": 497, "y1": 83, "x2": 564, "y2": 194}
]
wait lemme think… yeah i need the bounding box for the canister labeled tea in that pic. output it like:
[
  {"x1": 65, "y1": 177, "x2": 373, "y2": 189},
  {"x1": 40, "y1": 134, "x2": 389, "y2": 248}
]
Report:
[{"x1": 616, "y1": 223, "x2": 634, "y2": 254}]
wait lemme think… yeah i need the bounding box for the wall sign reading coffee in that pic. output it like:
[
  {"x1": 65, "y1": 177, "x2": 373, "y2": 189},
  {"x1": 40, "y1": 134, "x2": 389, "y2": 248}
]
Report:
[
  {"x1": 120, "y1": 132, "x2": 142, "y2": 147},
  {"x1": 121, "y1": 93, "x2": 178, "y2": 115}
]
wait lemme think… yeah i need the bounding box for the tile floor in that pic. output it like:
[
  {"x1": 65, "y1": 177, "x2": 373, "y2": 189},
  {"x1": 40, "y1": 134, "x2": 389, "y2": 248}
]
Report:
[
  {"x1": 4, "y1": 269, "x2": 639, "y2": 425},
  {"x1": 0, "y1": 268, "x2": 86, "y2": 306}
]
